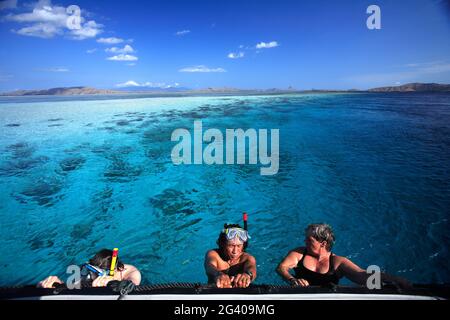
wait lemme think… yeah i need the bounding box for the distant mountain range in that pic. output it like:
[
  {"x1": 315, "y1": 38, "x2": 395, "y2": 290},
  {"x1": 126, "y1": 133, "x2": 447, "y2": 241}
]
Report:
[
  {"x1": 1, "y1": 86, "x2": 121, "y2": 96},
  {"x1": 368, "y1": 83, "x2": 450, "y2": 92},
  {"x1": 1, "y1": 83, "x2": 449, "y2": 96}
]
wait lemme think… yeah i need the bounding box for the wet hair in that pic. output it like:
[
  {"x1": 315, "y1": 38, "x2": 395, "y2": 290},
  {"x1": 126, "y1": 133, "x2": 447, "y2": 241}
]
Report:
[
  {"x1": 305, "y1": 223, "x2": 335, "y2": 251},
  {"x1": 88, "y1": 249, "x2": 125, "y2": 271},
  {"x1": 217, "y1": 224, "x2": 249, "y2": 252}
]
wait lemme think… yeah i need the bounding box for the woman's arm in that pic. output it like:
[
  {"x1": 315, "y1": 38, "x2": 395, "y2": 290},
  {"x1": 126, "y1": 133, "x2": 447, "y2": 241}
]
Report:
[
  {"x1": 276, "y1": 249, "x2": 302, "y2": 284},
  {"x1": 337, "y1": 257, "x2": 412, "y2": 289},
  {"x1": 336, "y1": 257, "x2": 368, "y2": 285}
]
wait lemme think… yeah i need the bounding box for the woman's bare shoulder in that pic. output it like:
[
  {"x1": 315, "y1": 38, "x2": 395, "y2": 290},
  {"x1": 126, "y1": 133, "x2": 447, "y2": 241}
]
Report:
[
  {"x1": 331, "y1": 254, "x2": 348, "y2": 262},
  {"x1": 331, "y1": 254, "x2": 352, "y2": 268},
  {"x1": 123, "y1": 264, "x2": 139, "y2": 273},
  {"x1": 290, "y1": 247, "x2": 306, "y2": 255}
]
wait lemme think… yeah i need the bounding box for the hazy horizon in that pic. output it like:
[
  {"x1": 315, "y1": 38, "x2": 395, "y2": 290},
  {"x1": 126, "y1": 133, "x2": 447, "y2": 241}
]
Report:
[{"x1": 1, "y1": 0, "x2": 450, "y2": 92}]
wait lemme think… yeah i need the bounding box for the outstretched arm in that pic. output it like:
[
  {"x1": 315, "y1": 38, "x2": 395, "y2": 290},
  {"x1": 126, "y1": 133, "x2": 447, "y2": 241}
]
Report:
[
  {"x1": 204, "y1": 250, "x2": 223, "y2": 279},
  {"x1": 337, "y1": 258, "x2": 412, "y2": 289},
  {"x1": 204, "y1": 250, "x2": 232, "y2": 288},
  {"x1": 233, "y1": 255, "x2": 257, "y2": 288},
  {"x1": 336, "y1": 258, "x2": 368, "y2": 285}
]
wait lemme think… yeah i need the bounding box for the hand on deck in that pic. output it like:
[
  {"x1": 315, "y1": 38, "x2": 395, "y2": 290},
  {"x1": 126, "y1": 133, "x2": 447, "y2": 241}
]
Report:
[
  {"x1": 215, "y1": 273, "x2": 233, "y2": 288},
  {"x1": 232, "y1": 273, "x2": 252, "y2": 288},
  {"x1": 92, "y1": 275, "x2": 115, "y2": 287},
  {"x1": 37, "y1": 276, "x2": 63, "y2": 288},
  {"x1": 289, "y1": 277, "x2": 309, "y2": 287}
]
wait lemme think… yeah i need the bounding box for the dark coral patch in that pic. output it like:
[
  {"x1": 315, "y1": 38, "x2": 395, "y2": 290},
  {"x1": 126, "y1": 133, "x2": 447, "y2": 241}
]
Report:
[
  {"x1": 103, "y1": 157, "x2": 143, "y2": 182},
  {"x1": 59, "y1": 156, "x2": 86, "y2": 172},
  {"x1": 18, "y1": 176, "x2": 64, "y2": 206}
]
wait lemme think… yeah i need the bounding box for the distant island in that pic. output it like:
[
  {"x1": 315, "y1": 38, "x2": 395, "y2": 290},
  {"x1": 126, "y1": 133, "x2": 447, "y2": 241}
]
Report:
[
  {"x1": 1, "y1": 83, "x2": 449, "y2": 96},
  {"x1": 368, "y1": 83, "x2": 450, "y2": 92},
  {"x1": 1, "y1": 86, "x2": 121, "y2": 96}
]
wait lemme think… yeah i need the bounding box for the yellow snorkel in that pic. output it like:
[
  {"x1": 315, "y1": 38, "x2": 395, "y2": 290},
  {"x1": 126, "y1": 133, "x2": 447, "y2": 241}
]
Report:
[{"x1": 109, "y1": 248, "x2": 119, "y2": 276}]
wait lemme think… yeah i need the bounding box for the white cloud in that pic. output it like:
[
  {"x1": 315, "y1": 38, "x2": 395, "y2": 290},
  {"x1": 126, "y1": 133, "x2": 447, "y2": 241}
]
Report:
[
  {"x1": 179, "y1": 65, "x2": 226, "y2": 73},
  {"x1": 48, "y1": 67, "x2": 69, "y2": 72},
  {"x1": 5, "y1": 0, "x2": 103, "y2": 39},
  {"x1": 0, "y1": 73, "x2": 13, "y2": 81},
  {"x1": 344, "y1": 61, "x2": 450, "y2": 85},
  {"x1": 228, "y1": 52, "x2": 244, "y2": 59},
  {"x1": 413, "y1": 62, "x2": 450, "y2": 74},
  {"x1": 116, "y1": 80, "x2": 139, "y2": 87},
  {"x1": 0, "y1": 0, "x2": 17, "y2": 10},
  {"x1": 97, "y1": 37, "x2": 124, "y2": 44},
  {"x1": 116, "y1": 80, "x2": 179, "y2": 88},
  {"x1": 86, "y1": 48, "x2": 97, "y2": 54},
  {"x1": 175, "y1": 29, "x2": 190, "y2": 36},
  {"x1": 104, "y1": 44, "x2": 138, "y2": 63},
  {"x1": 38, "y1": 67, "x2": 69, "y2": 72},
  {"x1": 106, "y1": 44, "x2": 134, "y2": 54},
  {"x1": 404, "y1": 61, "x2": 443, "y2": 69},
  {"x1": 70, "y1": 20, "x2": 103, "y2": 40},
  {"x1": 107, "y1": 54, "x2": 138, "y2": 61},
  {"x1": 5, "y1": 2, "x2": 68, "y2": 24},
  {"x1": 256, "y1": 41, "x2": 279, "y2": 49},
  {"x1": 14, "y1": 22, "x2": 62, "y2": 38}
]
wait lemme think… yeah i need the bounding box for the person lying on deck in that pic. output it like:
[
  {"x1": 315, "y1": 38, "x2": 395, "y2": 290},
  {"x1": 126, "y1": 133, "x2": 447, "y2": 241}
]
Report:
[{"x1": 37, "y1": 248, "x2": 141, "y2": 288}]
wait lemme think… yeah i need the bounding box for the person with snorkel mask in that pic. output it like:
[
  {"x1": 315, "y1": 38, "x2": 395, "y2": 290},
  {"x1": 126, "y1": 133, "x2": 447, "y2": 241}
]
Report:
[
  {"x1": 204, "y1": 215, "x2": 257, "y2": 288},
  {"x1": 37, "y1": 248, "x2": 141, "y2": 288}
]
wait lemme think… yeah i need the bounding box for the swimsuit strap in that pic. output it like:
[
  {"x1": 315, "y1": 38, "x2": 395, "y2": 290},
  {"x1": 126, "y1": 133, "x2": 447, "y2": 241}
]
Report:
[{"x1": 327, "y1": 253, "x2": 335, "y2": 274}]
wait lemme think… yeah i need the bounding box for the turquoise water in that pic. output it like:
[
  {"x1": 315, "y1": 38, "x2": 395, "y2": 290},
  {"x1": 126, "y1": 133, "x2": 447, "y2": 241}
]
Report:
[{"x1": 0, "y1": 93, "x2": 449, "y2": 286}]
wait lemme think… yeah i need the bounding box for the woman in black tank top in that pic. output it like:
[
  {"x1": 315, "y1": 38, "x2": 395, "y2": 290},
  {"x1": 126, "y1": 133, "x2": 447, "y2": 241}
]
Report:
[
  {"x1": 293, "y1": 248, "x2": 340, "y2": 286},
  {"x1": 277, "y1": 223, "x2": 412, "y2": 288},
  {"x1": 277, "y1": 223, "x2": 341, "y2": 287}
]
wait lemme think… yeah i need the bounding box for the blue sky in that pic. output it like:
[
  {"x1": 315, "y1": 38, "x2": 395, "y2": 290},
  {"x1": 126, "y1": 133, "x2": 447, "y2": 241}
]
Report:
[{"x1": 0, "y1": 0, "x2": 449, "y2": 91}]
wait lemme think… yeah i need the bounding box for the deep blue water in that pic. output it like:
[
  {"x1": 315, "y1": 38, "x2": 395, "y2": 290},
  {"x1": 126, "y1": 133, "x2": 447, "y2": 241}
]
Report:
[{"x1": 0, "y1": 93, "x2": 449, "y2": 286}]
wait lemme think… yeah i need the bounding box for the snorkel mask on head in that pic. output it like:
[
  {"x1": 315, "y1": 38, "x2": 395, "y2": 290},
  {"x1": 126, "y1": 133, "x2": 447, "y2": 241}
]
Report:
[
  {"x1": 218, "y1": 213, "x2": 251, "y2": 250},
  {"x1": 80, "y1": 263, "x2": 107, "y2": 282},
  {"x1": 222, "y1": 227, "x2": 250, "y2": 243},
  {"x1": 79, "y1": 248, "x2": 120, "y2": 286}
]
